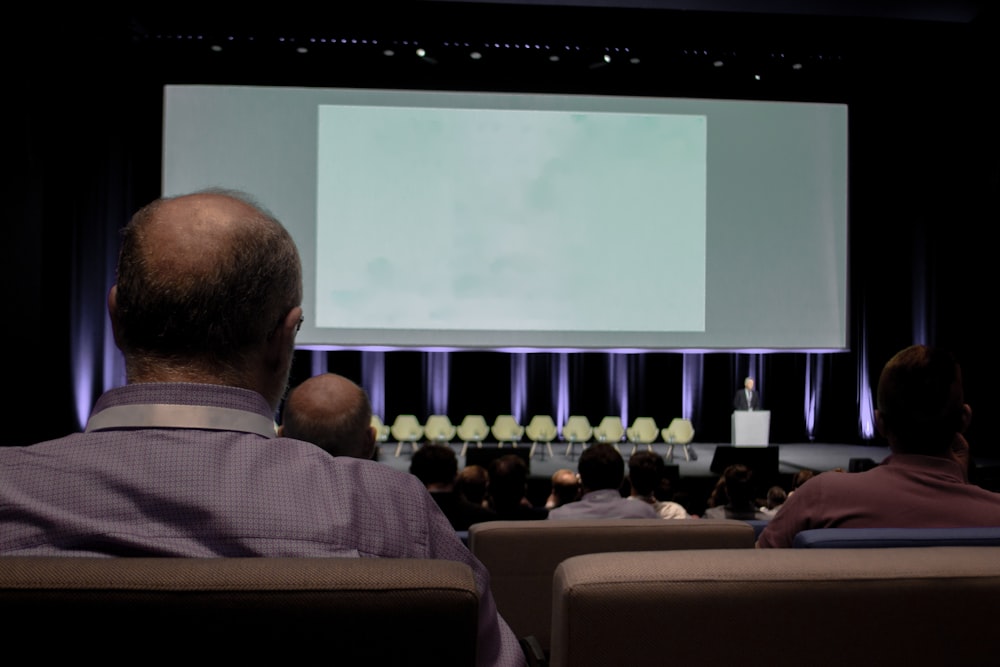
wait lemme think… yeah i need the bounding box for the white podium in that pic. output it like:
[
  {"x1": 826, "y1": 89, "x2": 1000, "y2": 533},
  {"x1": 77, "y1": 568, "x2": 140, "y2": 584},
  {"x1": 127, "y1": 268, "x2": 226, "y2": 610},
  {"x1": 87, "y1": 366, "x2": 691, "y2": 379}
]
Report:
[{"x1": 731, "y1": 410, "x2": 770, "y2": 446}]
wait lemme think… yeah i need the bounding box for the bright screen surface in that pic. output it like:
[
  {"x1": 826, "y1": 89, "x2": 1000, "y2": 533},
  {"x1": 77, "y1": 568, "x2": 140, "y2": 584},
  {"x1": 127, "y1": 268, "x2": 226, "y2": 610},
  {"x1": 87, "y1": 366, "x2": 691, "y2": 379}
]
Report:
[{"x1": 162, "y1": 85, "x2": 848, "y2": 351}]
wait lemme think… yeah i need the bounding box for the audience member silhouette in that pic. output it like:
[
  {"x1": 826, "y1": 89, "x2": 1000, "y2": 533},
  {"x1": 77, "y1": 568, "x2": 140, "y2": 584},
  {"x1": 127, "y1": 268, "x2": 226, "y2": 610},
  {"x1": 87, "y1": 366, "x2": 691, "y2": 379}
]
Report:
[
  {"x1": 759, "y1": 485, "x2": 788, "y2": 518},
  {"x1": 545, "y1": 468, "x2": 581, "y2": 509},
  {"x1": 627, "y1": 451, "x2": 690, "y2": 519},
  {"x1": 548, "y1": 443, "x2": 658, "y2": 519},
  {"x1": 279, "y1": 373, "x2": 377, "y2": 459},
  {"x1": 488, "y1": 454, "x2": 548, "y2": 520},
  {"x1": 0, "y1": 189, "x2": 523, "y2": 666},
  {"x1": 788, "y1": 469, "x2": 816, "y2": 495},
  {"x1": 456, "y1": 464, "x2": 490, "y2": 508},
  {"x1": 758, "y1": 344, "x2": 1000, "y2": 548},
  {"x1": 703, "y1": 464, "x2": 771, "y2": 520},
  {"x1": 410, "y1": 444, "x2": 498, "y2": 530}
]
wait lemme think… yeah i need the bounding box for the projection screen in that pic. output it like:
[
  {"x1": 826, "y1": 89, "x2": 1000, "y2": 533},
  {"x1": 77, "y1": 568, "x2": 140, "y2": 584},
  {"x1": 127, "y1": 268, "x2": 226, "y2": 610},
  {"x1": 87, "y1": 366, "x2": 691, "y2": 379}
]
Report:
[{"x1": 162, "y1": 85, "x2": 848, "y2": 351}]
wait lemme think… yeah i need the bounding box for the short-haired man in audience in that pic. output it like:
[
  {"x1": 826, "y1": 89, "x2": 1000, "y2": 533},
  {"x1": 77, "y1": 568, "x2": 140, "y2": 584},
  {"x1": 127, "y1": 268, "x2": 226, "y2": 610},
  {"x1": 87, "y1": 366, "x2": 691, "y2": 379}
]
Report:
[
  {"x1": 627, "y1": 451, "x2": 690, "y2": 519},
  {"x1": 0, "y1": 190, "x2": 524, "y2": 666},
  {"x1": 757, "y1": 344, "x2": 1000, "y2": 548},
  {"x1": 280, "y1": 373, "x2": 377, "y2": 460},
  {"x1": 548, "y1": 442, "x2": 658, "y2": 519},
  {"x1": 410, "y1": 444, "x2": 498, "y2": 530}
]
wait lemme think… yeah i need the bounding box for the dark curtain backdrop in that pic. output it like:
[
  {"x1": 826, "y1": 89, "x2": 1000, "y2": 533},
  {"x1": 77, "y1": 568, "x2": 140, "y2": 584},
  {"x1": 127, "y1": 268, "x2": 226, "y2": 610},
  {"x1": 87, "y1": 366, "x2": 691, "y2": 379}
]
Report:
[{"x1": 6, "y1": 6, "x2": 998, "y2": 459}]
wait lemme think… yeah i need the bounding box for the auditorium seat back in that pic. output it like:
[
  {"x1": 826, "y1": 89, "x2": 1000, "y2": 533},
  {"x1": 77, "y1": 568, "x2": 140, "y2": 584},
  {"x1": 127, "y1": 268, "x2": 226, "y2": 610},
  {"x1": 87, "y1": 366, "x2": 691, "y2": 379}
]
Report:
[
  {"x1": 550, "y1": 547, "x2": 1000, "y2": 667},
  {"x1": 468, "y1": 518, "x2": 755, "y2": 652},
  {"x1": 792, "y1": 526, "x2": 1000, "y2": 548},
  {"x1": 0, "y1": 557, "x2": 480, "y2": 665}
]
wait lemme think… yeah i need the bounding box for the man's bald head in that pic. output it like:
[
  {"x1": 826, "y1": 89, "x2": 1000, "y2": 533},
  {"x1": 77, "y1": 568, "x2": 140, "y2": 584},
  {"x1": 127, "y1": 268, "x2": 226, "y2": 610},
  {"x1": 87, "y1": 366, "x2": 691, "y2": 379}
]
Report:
[
  {"x1": 281, "y1": 373, "x2": 376, "y2": 459},
  {"x1": 111, "y1": 190, "x2": 302, "y2": 405}
]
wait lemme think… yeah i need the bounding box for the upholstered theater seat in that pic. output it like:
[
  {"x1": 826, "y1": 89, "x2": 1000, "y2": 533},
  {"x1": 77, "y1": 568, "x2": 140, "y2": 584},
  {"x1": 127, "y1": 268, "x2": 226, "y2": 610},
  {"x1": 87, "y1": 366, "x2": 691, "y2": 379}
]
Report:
[
  {"x1": 468, "y1": 518, "x2": 755, "y2": 653},
  {"x1": 0, "y1": 557, "x2": 480, "y2": 665},
  {"x1": 550, "y1": 547, "x2": 1000, "y2": 667}
]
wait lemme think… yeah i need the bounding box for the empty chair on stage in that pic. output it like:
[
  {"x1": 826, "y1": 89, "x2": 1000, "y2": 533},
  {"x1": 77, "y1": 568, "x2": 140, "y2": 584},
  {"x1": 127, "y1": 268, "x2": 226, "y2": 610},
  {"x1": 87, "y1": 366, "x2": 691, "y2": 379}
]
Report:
[
  {"x1": 525, "y1": 415, "x2": 558, "y2": 459},
  {"x1": 663, "y1": 418, "x2": 696, "y2": 462},
  {"x1": 424, "y1": 414, "x2": 457, "y2": 446},
  {"x1": 491, "y1": 415, "x2": 525, "y2": 448},
  {"x1": 457, "y1": 415, "x2": 490, "y2": 457},
  {"x1": 593, "y1": 416, "x2": 625, "y2": 452},
  {"x1": 391, "y1": 414, "x2": 424, "y2": 457},
  {"x1": 562, "y1": 416, "x2": 593, "y2": 458},
  {"x1": 626, "y1": 417, "x2": 659, "y2": 455},
  {"x1": 370, "y1": 414, "x2": 391, "y2": 445}
]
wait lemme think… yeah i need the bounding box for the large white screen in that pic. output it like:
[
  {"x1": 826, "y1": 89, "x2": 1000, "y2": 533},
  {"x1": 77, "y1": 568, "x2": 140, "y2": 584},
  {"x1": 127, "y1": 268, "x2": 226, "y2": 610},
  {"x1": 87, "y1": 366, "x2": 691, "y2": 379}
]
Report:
[{"x1": 162, "y1": 85, "x2": 848, "y2": 351}]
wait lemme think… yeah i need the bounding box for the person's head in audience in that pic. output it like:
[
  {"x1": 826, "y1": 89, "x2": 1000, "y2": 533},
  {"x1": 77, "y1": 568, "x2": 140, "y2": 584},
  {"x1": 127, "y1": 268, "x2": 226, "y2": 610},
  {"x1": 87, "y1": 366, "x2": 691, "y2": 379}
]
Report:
[
  {"x1": 707, "y1": 473, "x2": 729, "y2": 508},
  {"x1": 578, "y1": 442, "x2": 626, "y2": 493},
  {"x1": 627, "y1": 451, "x2": 665, "y2": 499},
  {"x1": 279, "y1": 373, "x2": 376, "y2": 459},
  {"x1": 721, "y1": 464, "x2": 757, "y2": 510},
  {"x1": 112, "y1": 189, "x2": 303, "y2": 409},
  {"x1": 789, "y1": 469, "x2": 815, "y2": 494},
  {"x1": 488, "y1": 454, "x2": 531, "y2": 511},
  {"x1": 456, "y1": 464, "x2": 490, "y2": 506},
  {"x1": 546, "y1": 468, "x2": 581, "y2": 509},
  {"x1": 876, "y1": 344, "x2": 971, "y2": 457},
  {"x1": 765, "y1": 485, "x2": 787, "y2": 510},
  {"x1": 409, "y1": 444, "x2": 459, "y2": 492}
]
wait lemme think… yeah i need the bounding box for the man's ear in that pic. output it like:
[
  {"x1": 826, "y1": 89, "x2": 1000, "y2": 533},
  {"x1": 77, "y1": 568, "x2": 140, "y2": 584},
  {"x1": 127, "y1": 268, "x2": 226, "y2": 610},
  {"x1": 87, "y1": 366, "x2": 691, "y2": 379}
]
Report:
[
  {"x1": 365, "y1": 425, "x2": 378, "y2": 459},
  {"x1": 874, "y1": 409, "x2": 887, "y2": 438},
  {"x1": 266, "y1": 306, "x2": 303, "y2": 364},
  {"x1": 959, "y1": 403, "x2": 972, "y2": 433}
]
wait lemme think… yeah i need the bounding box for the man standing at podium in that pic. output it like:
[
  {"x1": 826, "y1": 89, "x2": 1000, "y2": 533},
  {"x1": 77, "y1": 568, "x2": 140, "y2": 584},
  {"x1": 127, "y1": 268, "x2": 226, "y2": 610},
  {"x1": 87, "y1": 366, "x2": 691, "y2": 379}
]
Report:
[{"x1": 734, "y1": 377, "x2": 760, "y2": 411}]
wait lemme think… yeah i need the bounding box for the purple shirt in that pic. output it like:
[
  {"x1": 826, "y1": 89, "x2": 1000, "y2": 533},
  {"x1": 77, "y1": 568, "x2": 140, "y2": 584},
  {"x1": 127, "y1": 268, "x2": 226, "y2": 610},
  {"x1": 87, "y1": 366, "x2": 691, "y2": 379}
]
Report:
[
  {"x1": 547, "y1": 488, "x2": 659, "y2": 520},
  {"x1": 0, "y1": 383, "x2": 524, "y2": 667},
  {"x1": 757, "y1": 453, "x2": 1000, "y2": 548}
]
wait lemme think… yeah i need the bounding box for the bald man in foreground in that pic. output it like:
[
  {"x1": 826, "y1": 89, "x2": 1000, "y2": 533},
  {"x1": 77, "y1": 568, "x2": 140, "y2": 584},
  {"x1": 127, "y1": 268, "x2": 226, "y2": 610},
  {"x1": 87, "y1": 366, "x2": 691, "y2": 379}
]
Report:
[
  {"x1": 281, "y1": 373, "x2": 378, "y2": 460},
  {"x1": 0, "y1": 189, "x2": 525, "y2": 666}
]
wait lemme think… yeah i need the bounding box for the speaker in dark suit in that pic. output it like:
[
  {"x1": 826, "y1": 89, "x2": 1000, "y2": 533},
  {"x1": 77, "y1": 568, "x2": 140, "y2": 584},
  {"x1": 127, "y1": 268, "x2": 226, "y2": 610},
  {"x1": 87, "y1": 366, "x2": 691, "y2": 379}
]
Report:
[{"x1": 733, "y1": 377, "x2": 760, "y2": 411}]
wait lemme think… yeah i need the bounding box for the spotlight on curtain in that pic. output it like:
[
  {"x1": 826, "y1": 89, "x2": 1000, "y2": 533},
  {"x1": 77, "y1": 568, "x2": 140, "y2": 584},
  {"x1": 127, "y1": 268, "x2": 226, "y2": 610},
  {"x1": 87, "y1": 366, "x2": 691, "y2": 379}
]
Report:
[
  {"x1": 362, "y1": 351, "x2": 386, "y2": 420},
  {"x1": 424, "y1": 351, "x2": 450, "y2": 416},
  {"x1": 510, "y1": 352, "x2": 528, "y2": 423}
]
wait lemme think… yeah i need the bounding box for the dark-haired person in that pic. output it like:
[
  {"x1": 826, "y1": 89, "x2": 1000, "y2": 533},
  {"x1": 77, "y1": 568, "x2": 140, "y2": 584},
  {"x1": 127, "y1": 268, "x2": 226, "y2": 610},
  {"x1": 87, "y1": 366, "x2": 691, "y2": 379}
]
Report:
[
  {"x1": 548, "y1": 443, "x2": 658, "y2": 520},
  {"x1": 0, "y1": 190, "x2": 524, "y2": 666},
  {"x1": 410, "y1": 444, "x2": 498, "y2": 530},
  {"x1": 757, "y1": 344, "x2": 1000, "y2": 548},
  {"x1": 627, "y1": 451, "x2": 690, "y2": 519}
]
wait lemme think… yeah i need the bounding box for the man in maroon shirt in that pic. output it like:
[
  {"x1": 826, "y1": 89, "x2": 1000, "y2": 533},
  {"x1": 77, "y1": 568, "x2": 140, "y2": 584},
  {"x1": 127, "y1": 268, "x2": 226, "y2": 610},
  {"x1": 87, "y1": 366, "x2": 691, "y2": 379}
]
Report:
[{"x1": 758, "y1": 344, "x2": 1000, "y2": 548}]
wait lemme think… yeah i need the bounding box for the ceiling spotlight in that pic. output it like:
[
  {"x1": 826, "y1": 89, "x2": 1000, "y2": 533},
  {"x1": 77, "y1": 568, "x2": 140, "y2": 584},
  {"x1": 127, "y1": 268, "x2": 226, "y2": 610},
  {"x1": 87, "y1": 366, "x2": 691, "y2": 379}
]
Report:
[
  {"x1": 416, "y1": 47, "x2": 426, "y2": 57},
  {"x1": 792, "y1": 62, "x2": 803, "y2": 70},
  {"x1": 210, "y1": 45, "x2": 223, "y2": 52},
  {"x1": 383, "y1": 49, "x2": 395, "y2": 57},
  {"x1": 713, "y1": 60, "x2": 724, "y2": 67},
  {"x1": 629, "y1": 57, "x2": 640, "y2": 64},
  {"x1": 470, "y1": 51, "x2": 482, "y2": 60},
  {"x1": 296, "y1": 47, "x2": 308, "y2": 54},
  {"x1": 549, "y1": 54, "x2": 560, "y2": 62},
  {"x1": 603, "y1": 54, "x2": 611, "y2": 63},
  {"x1": 754, "y1": 74, "x2": 762, "y2": 81}
]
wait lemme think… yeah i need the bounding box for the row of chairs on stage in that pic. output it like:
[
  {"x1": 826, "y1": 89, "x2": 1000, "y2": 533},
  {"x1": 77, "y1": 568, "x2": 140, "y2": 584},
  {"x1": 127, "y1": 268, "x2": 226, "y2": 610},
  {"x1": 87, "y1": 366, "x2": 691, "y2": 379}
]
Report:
[{"x1": 370, "y1": 413, "x2": 697, "y2": 461}]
